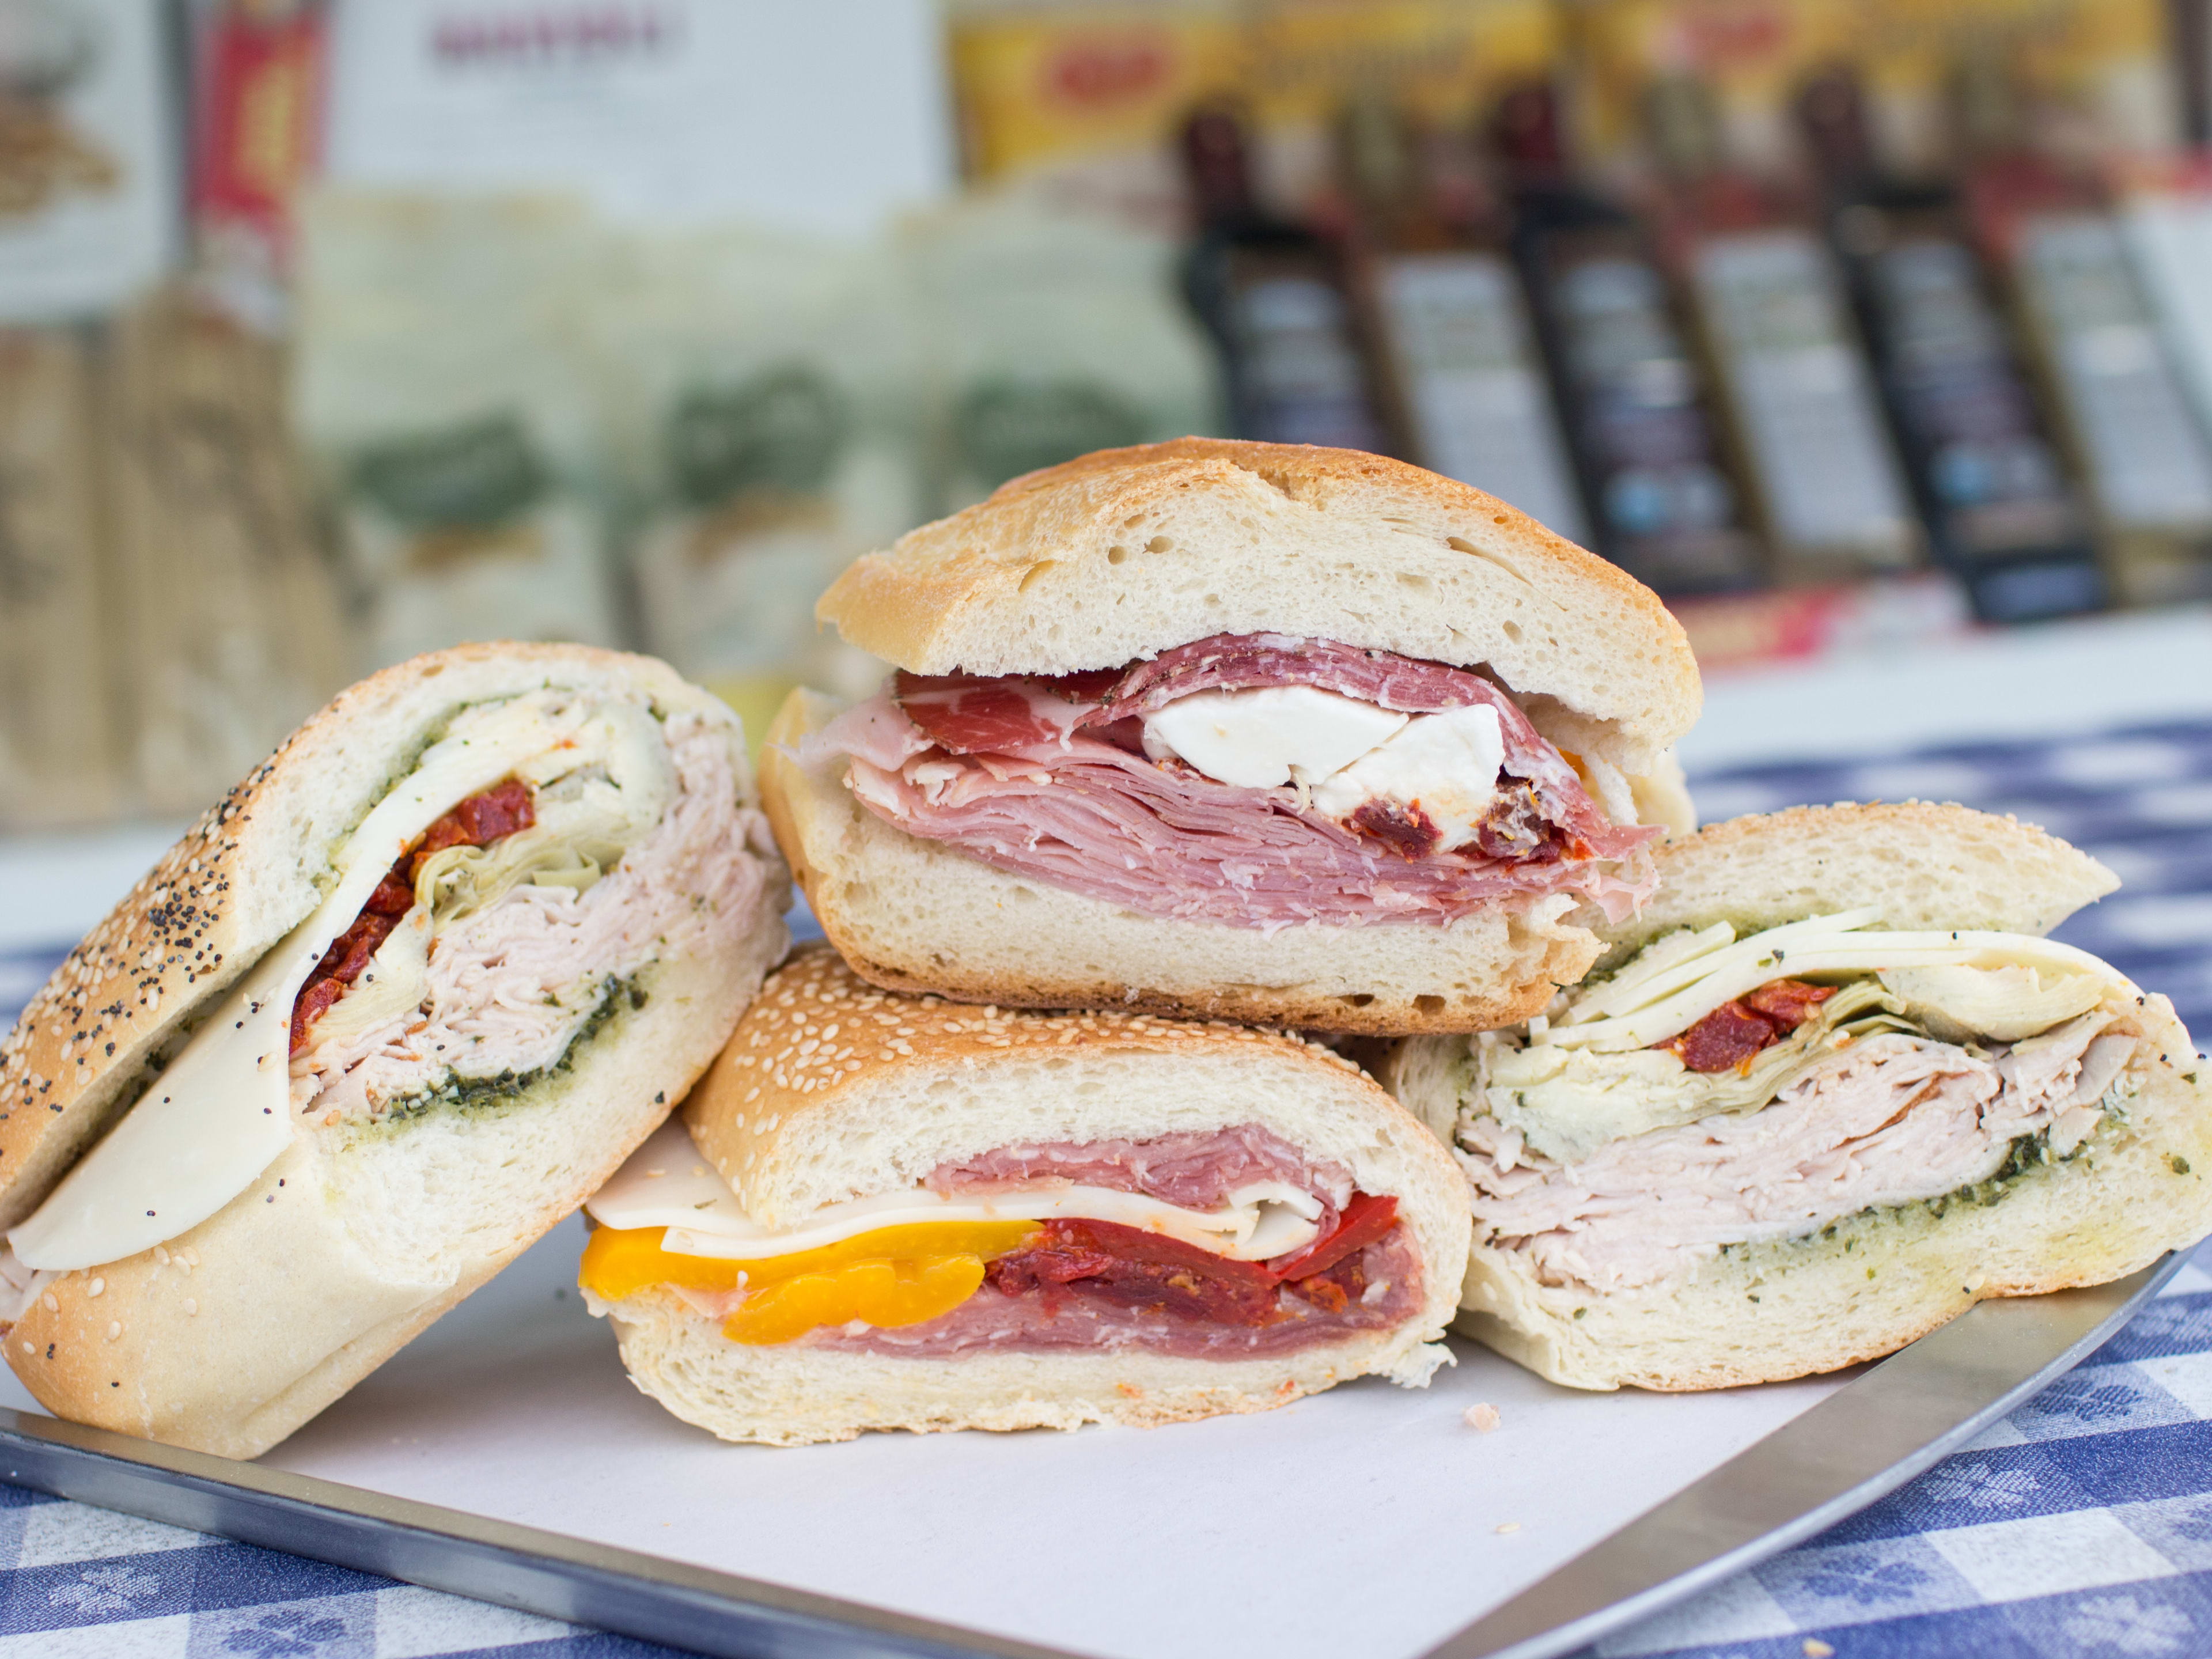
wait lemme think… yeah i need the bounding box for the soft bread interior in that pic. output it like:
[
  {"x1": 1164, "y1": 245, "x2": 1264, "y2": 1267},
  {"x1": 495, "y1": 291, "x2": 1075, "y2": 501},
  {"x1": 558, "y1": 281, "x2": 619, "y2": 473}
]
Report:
[
  {"x1": 592, "y1": 946, "x2": 1470, "y2": 1445},
  {"x1": 762, "y1": 688, "x2": 1600, "y2": 1035},
  {"x1": 815, "y1": 438, "x2": 1700, "y2": 777}
]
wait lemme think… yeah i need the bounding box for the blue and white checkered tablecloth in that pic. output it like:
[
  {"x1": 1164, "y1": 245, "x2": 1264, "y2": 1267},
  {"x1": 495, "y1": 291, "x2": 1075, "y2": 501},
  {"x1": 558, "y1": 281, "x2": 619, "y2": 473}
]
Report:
[{"x1": 1, "y1": 716, "x2": 2209, "y2": 1659}]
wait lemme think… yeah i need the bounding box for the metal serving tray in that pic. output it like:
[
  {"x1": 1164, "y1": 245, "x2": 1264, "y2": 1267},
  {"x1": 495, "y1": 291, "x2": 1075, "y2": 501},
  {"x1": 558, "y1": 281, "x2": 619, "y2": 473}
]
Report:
[{"x1": 0, "y1": 1215, "x2": 2177, "y2": 1659}]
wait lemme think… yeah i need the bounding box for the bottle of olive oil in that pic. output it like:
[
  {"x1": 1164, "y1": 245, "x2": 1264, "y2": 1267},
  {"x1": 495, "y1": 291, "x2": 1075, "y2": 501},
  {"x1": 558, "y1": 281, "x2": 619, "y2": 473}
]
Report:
[
  {"x1": 1646, "y1": 74, "x2": 1919, "y2": 582},
  {"x1": 1335, "y1": 90, "x2": 1586, "y2": 540},
  {"x1": 1952, "y1": 51, "x2": 2212, "y2": 606},
  {"x1": 1796, "y1": 67, "x2": 2103, "y2": 623},
  {"x1": 1179, "y1": 105, "x2": 1392, "y2": 454},
  {"x1": 1490, "y1": 81, "x2": 1763, "y2": 594}
]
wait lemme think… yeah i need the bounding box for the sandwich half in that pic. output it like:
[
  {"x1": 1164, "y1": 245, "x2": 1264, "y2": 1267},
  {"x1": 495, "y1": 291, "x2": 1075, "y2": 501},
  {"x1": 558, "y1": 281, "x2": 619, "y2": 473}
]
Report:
[
  {"x1": 579, "y1": 946, "x2": 1467, "y2": 1444},
  {"x1": 0, "y1": 643, "x2": 789, "y2": 1456},
  {"x1": 764, "y1": 437, "x2": 1699, "y2": 1033},
  {"x1": 1375, "y1": 802, "x2": 2211, "y2": 1391}
]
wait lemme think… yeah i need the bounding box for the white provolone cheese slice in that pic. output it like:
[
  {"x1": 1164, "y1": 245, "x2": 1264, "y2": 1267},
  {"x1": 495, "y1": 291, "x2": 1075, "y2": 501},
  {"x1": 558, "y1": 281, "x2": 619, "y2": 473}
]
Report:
[
  {"x1": 588, "y1": 1120, "x2": 1327, "y2": 1264},
  {"x1": 9, "y1": 691, "x2": 625, "y2": 1273},
  {"x1": 1543, "y1": 911, "x2": 2131, "y2": 1054}
]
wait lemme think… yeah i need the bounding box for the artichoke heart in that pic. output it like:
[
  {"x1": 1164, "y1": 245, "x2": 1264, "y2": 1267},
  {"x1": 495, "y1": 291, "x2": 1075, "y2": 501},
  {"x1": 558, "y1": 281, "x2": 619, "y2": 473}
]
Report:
[
  {"x1": 415, "y1": 698, "x2": 673, "y2": 922},
  {"x1": 1876, "y1": 964, "x2": 2109, "y2": 1044}
]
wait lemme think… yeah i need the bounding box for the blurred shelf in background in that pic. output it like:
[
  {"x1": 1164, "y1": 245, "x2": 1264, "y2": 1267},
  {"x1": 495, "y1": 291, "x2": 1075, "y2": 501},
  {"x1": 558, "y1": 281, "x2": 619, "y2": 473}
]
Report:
[{"x1": 9, "y1": 0, "x2": 2212, "y2": 839}]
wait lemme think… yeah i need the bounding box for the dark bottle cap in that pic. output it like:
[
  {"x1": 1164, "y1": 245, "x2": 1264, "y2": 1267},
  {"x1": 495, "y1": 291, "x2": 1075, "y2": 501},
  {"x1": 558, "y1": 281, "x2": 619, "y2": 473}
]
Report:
[
  {"x1": 1180, "y1": 104, "x2": 1259, "y2": 229},
  {"x1": 1488, "y1": 79, "x2": 1569, "y2": 186},
  {"x1": 1796, "y1": 64, "x2": 1877, "y2": 187}
]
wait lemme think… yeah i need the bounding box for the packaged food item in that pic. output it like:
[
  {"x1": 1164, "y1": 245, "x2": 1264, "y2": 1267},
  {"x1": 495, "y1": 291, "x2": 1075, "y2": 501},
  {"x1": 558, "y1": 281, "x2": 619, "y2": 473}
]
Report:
[
  {"x1": 189, "y1": 0, "x2": 329, "y2": 331},
  {"x1": 903, "y1": 189, "x2": 1222, "y2": 510},
  {"x1": 1645, "y1": 74, "x2": 1919, "y2": 580},
  {"x1": 0, "y1": 0, "x2": 179, "y2": 323},
  {"x1": 104, "y1": 287, "x2": 352, "y2": 816},
  {"x1": 590, "y1": 226, "x2": 921, "y2": 748},
  {"x1": 0, "y1": 324, "x2": 122, "y2": 828},
  {"x1": 947, "y1": 0, "x2": 1562, "y2": 221},
  {"x1": 1180, "y1": 107, "x2": 1385, "y2": 454},
  {"x1": 1798, "y1": 67, "x2": 2101, "y2": 622},
  {"x1": 1959, "y1": 62, "x2": 2212, "y2": 606},
  {"x1": 1493, "y1": 82, "x2": 1765, "y2": 594},
  {"x1": 1574, "y1": 0, "x2": 2179, "y2": 183},
  {"x1": 292, "y1": 191, "x2": 620, "y2": 671},
  {"x1": 1334, "y1": 93, "x2": 1586, "y2": 538}
]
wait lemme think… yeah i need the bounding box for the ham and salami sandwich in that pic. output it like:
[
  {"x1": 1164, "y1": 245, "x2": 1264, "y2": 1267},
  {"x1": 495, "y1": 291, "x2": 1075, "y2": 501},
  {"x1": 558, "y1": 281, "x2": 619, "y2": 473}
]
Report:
[
  {"x1": 578, "y1": 947, "x2": 1467, "y2": 1444},
  {"x1": 764, "y1": 438, "x2": 1700, "y2": 1033},
  {"x1": 1373, "y1": 804, "x2": 2212, "y2": 1391},
  {"x1": 0, "y1": 644, "x2": 790, "y2": 1456}
]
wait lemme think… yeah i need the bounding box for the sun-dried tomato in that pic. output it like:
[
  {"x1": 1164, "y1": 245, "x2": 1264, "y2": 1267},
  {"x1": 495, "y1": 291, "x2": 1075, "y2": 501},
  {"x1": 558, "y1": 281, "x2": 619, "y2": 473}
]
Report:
[
  {"x1": 1743, "y1": 978, "x2": 1836, "y2": 1031},
  {"x1": 289, "y1": 777, "x2": 536, "y2": 1055},
  {"x1": 1348, "y1": 798, "x2": 1442, "y2": 859},
  {"x1": 986, "y1": 1218, "x2": 1282, "y2": 1325},
  {"x1": 1665, "y1": 1000, "x2": 1781, "y2": 1073}
]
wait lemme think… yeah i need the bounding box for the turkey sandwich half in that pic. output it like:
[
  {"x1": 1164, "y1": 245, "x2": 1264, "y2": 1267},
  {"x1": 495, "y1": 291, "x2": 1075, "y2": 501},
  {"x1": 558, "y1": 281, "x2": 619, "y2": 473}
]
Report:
[
  {"x1": 0, "y1": 643, "x2": 789, "y2": 1456},
  {"x1": 1374, "y1": 803, "x2": 2211, "y2": 1390}
]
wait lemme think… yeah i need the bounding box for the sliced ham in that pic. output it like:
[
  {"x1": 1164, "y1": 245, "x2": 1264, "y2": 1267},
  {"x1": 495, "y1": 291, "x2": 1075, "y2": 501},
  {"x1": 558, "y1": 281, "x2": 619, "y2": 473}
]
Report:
[
  {"x1": 927, "y1": 1123, "x2": 1353, "y2": 1219},
  {"x1": 1460, "y1": 1013, "x2": 2139, "y2": 1294},
  {"x1": 806, "y1": 633, "x2": 1657, "y2": 930}
]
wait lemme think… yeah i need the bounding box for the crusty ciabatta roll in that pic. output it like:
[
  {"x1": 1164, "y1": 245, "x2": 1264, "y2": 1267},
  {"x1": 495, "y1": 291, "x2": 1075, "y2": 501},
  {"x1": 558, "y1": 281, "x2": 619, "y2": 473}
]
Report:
[
  {"x1": 0, "y1": 643, "x2": 790, "y2": 1457},
  {"x1": 1374, "y1": 802, "x2": 2211, "y2": 1392},
  {"x1": 579, "y1": 947, "x2": 1467, "y2": 1445},
  {"x1": 764, "y1": 437, "x2": 1700, "y2": 1034}
]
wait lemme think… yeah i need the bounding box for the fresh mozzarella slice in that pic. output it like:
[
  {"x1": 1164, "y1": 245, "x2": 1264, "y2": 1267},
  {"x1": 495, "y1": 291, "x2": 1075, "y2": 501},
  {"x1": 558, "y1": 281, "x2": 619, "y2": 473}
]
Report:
[
  {"x1": 9, "y1": 690, "x2": 646, "y2": 1274},
  {"x1": 1308, "y1": 703, "x2": 1505, "y2": 849},
  {"x1": 589, "y1": 1120, "x2": 1327, "y2": 1264},
  {"x1": 1141, "y1": 687, "x2": 1406, "y2": 789}
]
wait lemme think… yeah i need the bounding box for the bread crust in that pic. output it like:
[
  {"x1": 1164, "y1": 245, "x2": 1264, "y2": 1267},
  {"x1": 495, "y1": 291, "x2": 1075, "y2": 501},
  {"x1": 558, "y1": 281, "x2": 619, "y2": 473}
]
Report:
[
  {"x1": 815, "y1": 438, "x2": 1700, "y2": 774},
  {"x1": 761, "y1": 688, "x2": 1600, "y2": 1035},
  {"x1": 1, "y1": 643, "x2": 792, "y2": 1455},
  {"x1": 597, "y1": 945, "x2": 1471, "y2": 1444}
]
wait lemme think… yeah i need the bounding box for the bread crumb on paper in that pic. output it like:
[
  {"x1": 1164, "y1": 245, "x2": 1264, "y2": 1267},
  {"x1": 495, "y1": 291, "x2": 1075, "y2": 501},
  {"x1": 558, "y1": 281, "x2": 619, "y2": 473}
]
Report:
[
  {"x1": 1802, "y1": 1641, "x2": 1835, "y2": 1658},
  {"x1": 1495, "y1": 1521, "x2": 1520, "y2": 1535},
  {"x1": 1463, "y1": 1403, "x2": 1501, "y2": 1431}
]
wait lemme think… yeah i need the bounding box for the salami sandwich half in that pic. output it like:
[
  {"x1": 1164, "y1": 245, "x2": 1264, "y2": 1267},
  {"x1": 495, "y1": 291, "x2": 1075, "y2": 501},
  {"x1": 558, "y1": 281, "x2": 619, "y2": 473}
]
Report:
[
  {"x1": 1375, "y1": 803, "x2": 2212, "y2": 1391},
  {"x1": 764, "y1": 437, "x2": 1700, "y2": 1033},
  {"x1": 579, "y1": 947, "x2": 1467, "y2": 1444},
  {"x1": 0, "y1": 644, "x2": 790, "y2": 1456}
]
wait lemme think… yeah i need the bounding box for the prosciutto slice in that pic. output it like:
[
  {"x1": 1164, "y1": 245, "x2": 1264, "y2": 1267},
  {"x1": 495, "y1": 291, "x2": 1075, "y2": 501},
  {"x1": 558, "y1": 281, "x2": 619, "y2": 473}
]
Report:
[{"x1": 806, "y1": 634, "x2": 1657, "y2": 930}]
